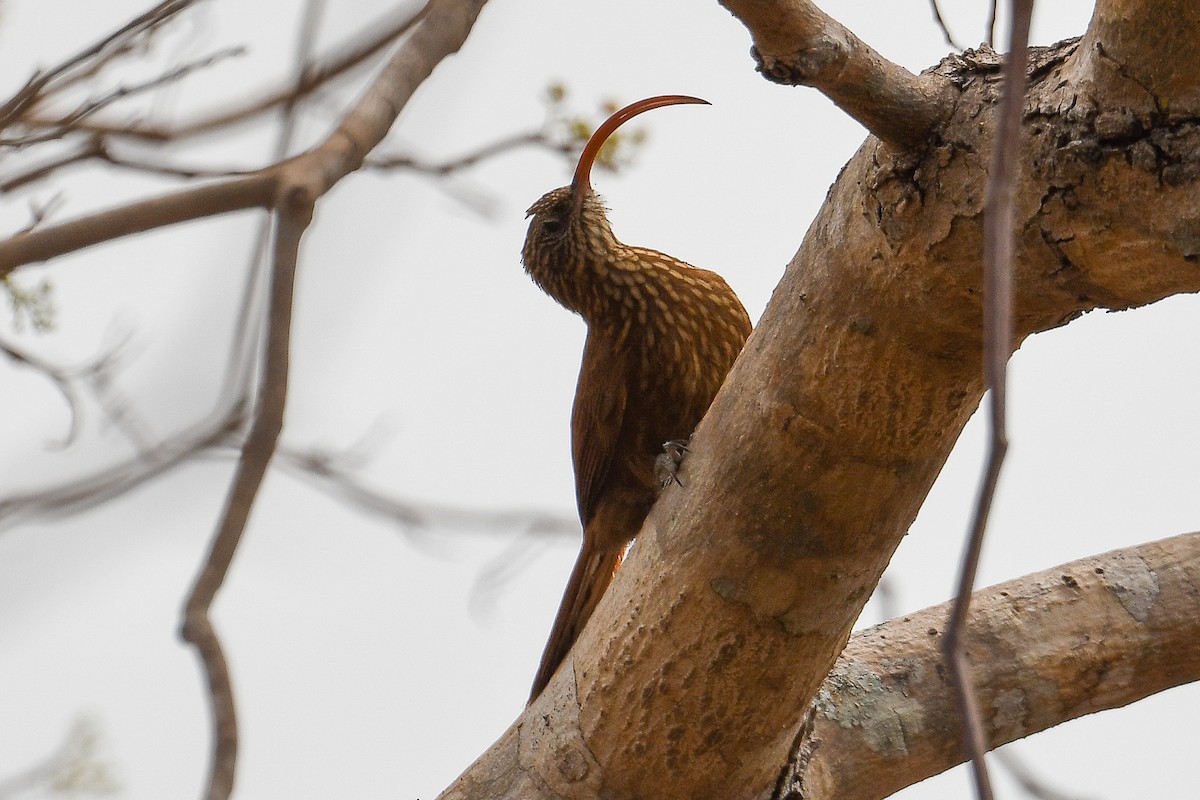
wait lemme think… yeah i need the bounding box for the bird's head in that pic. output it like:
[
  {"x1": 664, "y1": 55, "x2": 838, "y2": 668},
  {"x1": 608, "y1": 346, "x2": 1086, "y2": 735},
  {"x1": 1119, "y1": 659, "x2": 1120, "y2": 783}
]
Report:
[{"x1": 521, "y1": 95, "x2": 709, "y2": 311}]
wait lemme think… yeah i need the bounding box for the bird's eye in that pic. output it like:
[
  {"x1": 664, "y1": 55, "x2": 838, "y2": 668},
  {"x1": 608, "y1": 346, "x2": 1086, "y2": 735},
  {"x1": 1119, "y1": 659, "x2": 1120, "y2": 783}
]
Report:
[{"x1": 541, "y1": 218, "x2": 564, "y2": 235}]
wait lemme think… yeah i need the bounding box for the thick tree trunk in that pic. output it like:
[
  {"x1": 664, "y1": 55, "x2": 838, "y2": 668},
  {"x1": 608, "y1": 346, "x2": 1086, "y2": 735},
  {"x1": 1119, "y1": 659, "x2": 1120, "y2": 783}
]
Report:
[{"x1": 440, "y1": 1, "x2": 1200, "y2": 797}]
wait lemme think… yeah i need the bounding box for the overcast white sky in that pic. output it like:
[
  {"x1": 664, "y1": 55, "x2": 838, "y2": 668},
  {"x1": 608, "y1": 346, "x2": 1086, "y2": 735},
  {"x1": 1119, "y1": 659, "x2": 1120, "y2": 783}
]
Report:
[{"x1": 1, "y1": 1, "x2": 1197, "y2": 798}]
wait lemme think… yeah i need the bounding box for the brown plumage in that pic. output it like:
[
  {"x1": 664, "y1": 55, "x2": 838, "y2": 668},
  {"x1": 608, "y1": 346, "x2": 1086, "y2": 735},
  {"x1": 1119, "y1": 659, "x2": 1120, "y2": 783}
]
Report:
[{"x1": 521, "y1": 96, "x2": 751, "y2": 703}]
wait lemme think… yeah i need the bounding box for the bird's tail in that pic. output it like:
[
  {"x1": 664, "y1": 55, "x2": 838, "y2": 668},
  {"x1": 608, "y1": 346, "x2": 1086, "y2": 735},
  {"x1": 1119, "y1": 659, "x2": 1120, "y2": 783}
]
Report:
[{"x1": 528, "y1": 545, "x2": 625, "y2": 703}]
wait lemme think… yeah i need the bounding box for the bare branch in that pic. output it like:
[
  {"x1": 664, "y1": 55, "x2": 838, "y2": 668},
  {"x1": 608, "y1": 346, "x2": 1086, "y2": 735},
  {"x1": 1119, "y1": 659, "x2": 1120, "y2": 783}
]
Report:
[
  {"x1": 171, "y1": 3, "x2": 491, "y2": 796},
  {"x1": 311, "y1": 0, "x2": 487, "y2": 186},
  {"x1": 0, "y1": 328, "x2": 151, "y2": 451},
  {"x1": 0, "y1": 3, "x2": 425, "y2": 194},
  {"x1": 2, "y1": 47, "x2": 245, "y2": 148},
  {"x1": 3, "y1": 124, "x2": 563, "y2": 201},
  {"x1": 0, "y1": 408, "x2": 244, "y2": 533},
  {"x1": 0, "y1": 0, "x2": 497, "y2": 537},
  {"x1": 943, "y1": 3, "x2": 1033, "y2": 798},
  {"x1": 783, "y1": 531, "x2": 1200, "y2": 799},
  {"x1": 0, "y1": 336, "x2": 84, "y2": 447},
  {"x1": 276, "y1": 0, "x2": 328, "y2": 158},
  {"x1": 2, "y1": 134, "x2": 276, "y2": 193},
  {"x1": 719, "y1": 0, "x2": 953, "y2": 146},
  {"x1": 445, "y1": 0, "x2": 1200, "y2": 790},
  {"x1": 279, "y1": 442, "x2": 579, "y2": 614},
  {"x1": 0, "y1": 173, "x2": 276, "y2": 277},
  {"x1": 181, "y1": 193, "x2": 310, "y2": 800},
  {"x1": 0, "y1": 0, "x2": 200, "y2": 130},
  {"x1": 368, "y1": 130, "x2": 572, "y2": 175},
  {"x1": 278, "y1": 445, "x2": 578, "y2": 540},
  {"x1": 994, "y1": 750, "x2": 1097, "y2": 800},
  {"x1": 1074, "y1": 0, "x2": 1200, "y2": 115},
  {"x1": 0, "y1": 0, "x2": 484, "y2": 279},
  {"x1": 0, "y1": 138, "x2": 105, "y2": 192},
  {"x1": 929, "y1": 0, "x2": 963, "y2": 50},
  {"x1": 92, "y1": 144, "x2": 254, "y2": 181},
  {"x1": 42, "y1": 2, "x2": 430, "y2": 144}
]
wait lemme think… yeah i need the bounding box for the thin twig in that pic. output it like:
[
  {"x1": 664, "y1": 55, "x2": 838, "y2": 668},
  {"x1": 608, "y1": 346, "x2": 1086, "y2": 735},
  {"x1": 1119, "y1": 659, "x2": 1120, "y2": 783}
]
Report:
[
  {"x1": 181, "y1": 193, "x2": 310, "y2": 800},
  {"x1": 214, "y1": 0, "x2": 325, "y2": 403},
  {"x1": 1, "y1": 47, "x2": 244, "y2": 148},
  {"x1": 0, "y1": 0, "x2": 199, "y2": 129},
  {"x1": 0, "y1": 337, "x2": 85, "y2": 447},
  {"x1": 278, "y1": 445, "x2": 578, "y2": 540},
  {"x1": 369, "y1": 130, "x2": 572, "y2": 175},
  {"x1": 201, "y1": 0, "x2": 329, "y2": 431},
  {"x1": 0, "y1": 408, "x2": 243, "y2": 532},
  {"x1": 3, "y1": 125, "x2": 556, "y2": 198},
  {"x1": 278, "y1": 0, "x2": 327, "y2": 154},
  {"x1": 1, "y1": 0, "x2": 488, "y2": 529},
  {"x1": 96, "y1": 147, "x2": 256, "y2": 180},
  {"x1": 995, "y1": 749, "x2": 1098, "y2": 800},
  {"x1": 39, "y1": 2, "x2": 429, "y2": 143},
  {"x1": 0, "y1": 139, "x2": 105, "y2": 192},
  {"x1": 0, "y1": 326, "x2": 152, "y2": 452},
  {"x1": 178, "y1": 1, "x2": 326, "y2": 794},
  {"x1": 987, "y1": 0, "x2": 1000, "y2": 48},
  {"x1": 929, "y1": 0, "x2": 964, "y2": 50},
  {"x1": 941, "y1": 2, "x2": 1034, "y2": 799},
  {"x1": 21, "y1": 194, "x2": 67, "y2": 233},
  {"x1": 80, "y1": 328, "x2": 160, "y2": 454}
]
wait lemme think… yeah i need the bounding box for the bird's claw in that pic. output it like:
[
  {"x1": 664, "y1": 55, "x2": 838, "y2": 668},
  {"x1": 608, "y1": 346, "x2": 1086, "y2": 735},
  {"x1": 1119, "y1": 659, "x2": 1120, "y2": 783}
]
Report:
[{"x1": 654, "y1": 439, "x2": 690, "y2": 488}]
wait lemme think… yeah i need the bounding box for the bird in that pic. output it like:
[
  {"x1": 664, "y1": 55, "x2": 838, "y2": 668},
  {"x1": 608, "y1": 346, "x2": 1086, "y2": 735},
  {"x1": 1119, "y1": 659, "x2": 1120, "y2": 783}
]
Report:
[{"x1": 521, "y1": 95, "x2": 752, "y2": 703}]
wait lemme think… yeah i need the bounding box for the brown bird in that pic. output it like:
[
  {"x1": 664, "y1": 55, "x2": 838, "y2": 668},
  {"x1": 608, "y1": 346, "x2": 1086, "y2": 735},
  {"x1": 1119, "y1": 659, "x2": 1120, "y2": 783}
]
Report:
[{"x1": 521, "y1": 95, "x2": 752, "y2": 702}]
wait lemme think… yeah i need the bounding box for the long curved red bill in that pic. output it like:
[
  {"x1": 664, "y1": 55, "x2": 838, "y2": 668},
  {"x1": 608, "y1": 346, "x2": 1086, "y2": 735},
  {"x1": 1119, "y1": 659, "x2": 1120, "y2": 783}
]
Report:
[{"x1": 571, "y1": 95, "x2": 709, "y2": 196}]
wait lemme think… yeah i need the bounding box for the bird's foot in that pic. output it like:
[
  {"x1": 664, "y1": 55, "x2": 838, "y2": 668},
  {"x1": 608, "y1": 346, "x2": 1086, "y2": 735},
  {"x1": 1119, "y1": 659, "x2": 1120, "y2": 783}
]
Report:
[{"x1": 654, "y1": 439, "x2": 690, "y2": 488}]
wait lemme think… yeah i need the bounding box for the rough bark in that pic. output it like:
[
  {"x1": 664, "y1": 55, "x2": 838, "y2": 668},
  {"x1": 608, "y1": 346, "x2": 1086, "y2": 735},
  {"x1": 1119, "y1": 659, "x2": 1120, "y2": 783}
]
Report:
[
  {"x1": 717, "y1": 0, "x2": 953, "y2": 146},
  {"x1": 778, "y1": 531, "x2": 1200, "y2": 799},
  {"x1": 441, "y1": 1, "x2": 1200, "y2": 798}
]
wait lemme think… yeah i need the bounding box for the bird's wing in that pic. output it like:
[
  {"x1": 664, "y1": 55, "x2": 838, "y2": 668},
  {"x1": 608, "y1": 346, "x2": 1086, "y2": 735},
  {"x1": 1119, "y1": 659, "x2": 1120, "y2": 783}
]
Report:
[{"x1": 571, "y1": 332, "x2": 627, "y2": 527}]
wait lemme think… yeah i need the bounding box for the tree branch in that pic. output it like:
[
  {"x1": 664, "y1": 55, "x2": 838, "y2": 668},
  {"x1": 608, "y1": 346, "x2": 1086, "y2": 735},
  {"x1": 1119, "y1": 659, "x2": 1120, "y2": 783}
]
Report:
[
  {"x1": 174, "y1": 2, "x2": 490, "y2": 796},
  {"x1": 943, "y1": 2, "x2": 1033, "y2": 797},
  {"x1": 441, "y1": 7, "x2": 1200, "y2": 797},
  {"x1": 0, "y1": 174, "x2": 276, "y2": 276},
  {"x1": 783, "y1": 531, "x2": 1200, "y2": 799},
  {"x1": 0, "y1": 410, "x2": 244, "y2": 533},
  {"x1": 1072, "y1": 0, "x2": 1200, "y2": 115},
  {"x1": 1, "y1": 47, "x2": 245, "y2": 148},
  {"x1": 315, "y1": 0, "x2": 487, "y2": 183},
  {"x1": 180, "y1": 194, "x2": 309, "y2": 800},
  {"x1": 35, "y1": 2, "x2": 430, "y2": 144},
  {"x1": 718, "y1": 0, "x2": 953, "y2": 147},
  {"x1": 0, "y1": 328, "x2": 150, "y2": 451},
  {"x1": 0, "y1": 138, "x2": 106, "y2": 193},
  {"x1": 277, "y1": 445, "x2": 577, "y2": 540},
  {"x1": 367, "y1": 130, "x2": 572, "y2": 175},
  {"x1": 0, "y1": 337, "x2": 85, "y2": 448},
  {"x1": 0, "y1": 0, "x2": 199, "y2": 130},
  {"x1": 928, "y1": 0, "x2": 963, "y2": 51}
]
